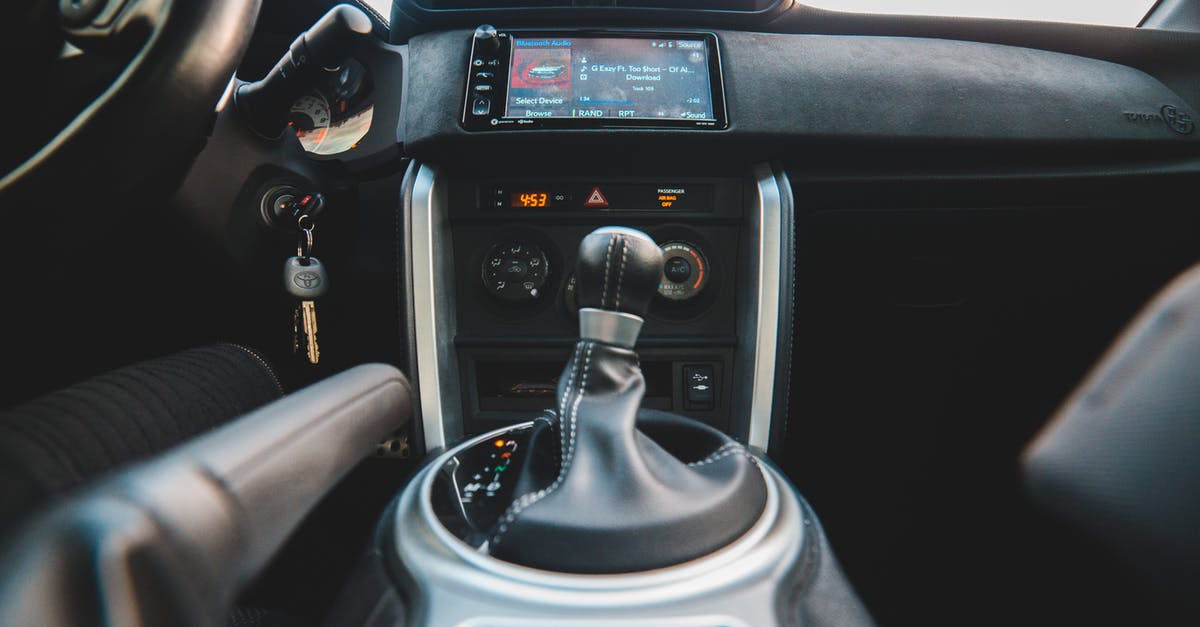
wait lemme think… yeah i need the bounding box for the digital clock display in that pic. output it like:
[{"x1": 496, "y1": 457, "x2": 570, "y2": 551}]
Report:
[{"x1": 511, "y1": 191, "x2": 550, "y2": 208}]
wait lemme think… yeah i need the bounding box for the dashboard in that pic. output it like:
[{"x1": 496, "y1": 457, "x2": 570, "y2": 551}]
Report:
[
  {"x1": 262, "y1": 11, "x2": 1198, "y2": 454},
  {"x1": 395, "y1": 21, "x2": 1195, "y2": 450},
  {"x1": 281, "y1": 10, "x2": 1199, "y2": 166}
]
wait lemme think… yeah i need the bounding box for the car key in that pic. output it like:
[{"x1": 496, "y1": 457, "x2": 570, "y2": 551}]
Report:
[{"x1": 284, "y1": 255, "x2": 328, "y2": 364}]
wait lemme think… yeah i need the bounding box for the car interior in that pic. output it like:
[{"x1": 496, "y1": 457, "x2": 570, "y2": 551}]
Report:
[{"x1": 0, "y1": 0, "x2": 1198, "y2": 625}]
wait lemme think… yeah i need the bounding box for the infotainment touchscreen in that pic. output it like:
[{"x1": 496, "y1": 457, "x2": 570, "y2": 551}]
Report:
[
  {"x1": 462, "y1": 30, "x2": 725, "y2": 131},
  {"x1": 505, "y1": 36, "x2": 716, "y2": 122}
]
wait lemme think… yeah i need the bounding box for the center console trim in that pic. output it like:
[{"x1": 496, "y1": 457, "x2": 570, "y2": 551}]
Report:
[
  {"x1": 411, "y1": 163, "x2": 461, "y2": 451},
  {"x1": 389, "y1": 423, "x2": 807, "y2": 625},
  {"x1": 747, "y1": 164, "x2": 783, "y2": 451},
  {"x1": 416, "y1": 424, "x2": 784, "y2": 587}
]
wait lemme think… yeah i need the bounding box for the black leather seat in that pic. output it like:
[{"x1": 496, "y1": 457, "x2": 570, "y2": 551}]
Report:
[{"x1": 1024, "y1": 263, "x2": 1200, "y2": 623}]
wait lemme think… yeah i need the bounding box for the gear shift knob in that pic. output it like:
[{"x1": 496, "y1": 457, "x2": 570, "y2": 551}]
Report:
[
  {"x1": 480, "y1": 225, "x2": 766, "y2": 574},
  {"x1": 575, "y1": 227, "x2": 663, "y2": 346},
  {"x1": 576, "y1": 227, "x2": 663, "y2": 315}
]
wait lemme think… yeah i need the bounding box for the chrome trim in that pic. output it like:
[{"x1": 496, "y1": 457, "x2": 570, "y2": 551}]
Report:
[
  {"x1": 392, "y1": 425, "x2": 804, "y2": 626},
  {"x1": 747, "y1": 164, "x2": 783, "y2": 451},
  {"x1": 578, "y1": 308, "x2": 644, "y2": 348},
  {"x1": 410, "y1": 164, "x2": 461, "y2": 452}
]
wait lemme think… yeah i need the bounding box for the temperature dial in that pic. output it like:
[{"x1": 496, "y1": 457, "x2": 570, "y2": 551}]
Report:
[
  {"x1": 658, "y1": 241, "x2": 709, "y2": 301},
  {"x1": 482, "y1": 241, "x2": 549, "y2": 302}
]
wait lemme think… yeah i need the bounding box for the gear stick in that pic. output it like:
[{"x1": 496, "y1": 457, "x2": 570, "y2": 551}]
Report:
[{"x1": 489, "y1": 227, "x2": 768, "y2": 573}]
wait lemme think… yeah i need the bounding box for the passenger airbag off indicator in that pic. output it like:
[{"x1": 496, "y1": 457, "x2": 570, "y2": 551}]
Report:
[
  {"x1": 657, "y1": 187, "x2": 687, "y2": 208},
  {"x1": 584, "y1": 186, "x2": 609, "y2": 208}
]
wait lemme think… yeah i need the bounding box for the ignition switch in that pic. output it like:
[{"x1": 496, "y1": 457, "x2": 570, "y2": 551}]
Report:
[{"x1": 261, "y1": 185, "x2": 326, "y2": 229}]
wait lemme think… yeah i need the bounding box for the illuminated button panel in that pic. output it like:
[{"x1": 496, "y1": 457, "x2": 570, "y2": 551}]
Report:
[
  {"x1": 431, "y1": 425, "x2": 537, "y2": 547},
  {"x1": 460, "y1": 437, "x2": 520, "y2": 503},
  {"x1": 482, "y1": 182, "x2": 713, "y2": 212}
]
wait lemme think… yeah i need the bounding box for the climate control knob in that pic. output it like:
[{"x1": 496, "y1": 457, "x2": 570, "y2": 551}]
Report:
[
  {"x1": 482, "y1": 241, "x2": 549, "y2": 303},
  {"x1": 657, "y1": 241, "x2": 709, "y2": 301}
]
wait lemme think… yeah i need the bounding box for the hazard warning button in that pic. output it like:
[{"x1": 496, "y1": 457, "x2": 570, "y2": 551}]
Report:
[{"x1": 584, "y1": 186, "x2": 609, "y2": 208}]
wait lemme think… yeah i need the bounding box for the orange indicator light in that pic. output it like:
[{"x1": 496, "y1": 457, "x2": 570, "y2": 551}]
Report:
[
  {"x1": 493, "y1": 439, "x2": 506, "y2": 448},
  {"x1": 688, "y1": 249, "x2": 705, "y2": 289}
]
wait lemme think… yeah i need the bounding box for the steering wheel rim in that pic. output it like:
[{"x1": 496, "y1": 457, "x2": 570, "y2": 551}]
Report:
[{"x1": 0, "y1": 0, "x2": 261, "y2": 212}]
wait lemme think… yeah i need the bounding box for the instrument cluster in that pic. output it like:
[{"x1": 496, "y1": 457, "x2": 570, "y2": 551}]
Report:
[{"x1": 288, "y1": 57, "x2": 375, "y2": 155}]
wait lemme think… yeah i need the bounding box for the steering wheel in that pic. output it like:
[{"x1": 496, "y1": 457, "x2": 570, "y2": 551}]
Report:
[{"x1": 0, "y1": 0, "x2": 261, "y2": 222}]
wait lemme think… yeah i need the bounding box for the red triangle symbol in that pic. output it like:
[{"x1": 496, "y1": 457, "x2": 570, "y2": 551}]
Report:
[{"x1": 585, "y1": 186, "x2": 609, "y2": 208}]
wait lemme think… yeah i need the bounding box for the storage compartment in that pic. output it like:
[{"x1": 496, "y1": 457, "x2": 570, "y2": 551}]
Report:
[
  {"x1": 475, "y1": 359, "x2": 674, "y2": 411},
  {"x1": 459, "y1": 347, "x2": 732, "y2": 436}
]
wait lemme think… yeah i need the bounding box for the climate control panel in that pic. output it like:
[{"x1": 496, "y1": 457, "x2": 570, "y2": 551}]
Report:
[
  {"x1": 658, "y1": 241, "x2": 709, "y2": 302},
  {"x1": 481, "y1": 241, "x2": 550, "y2": 302},
  {"x1": 481, "y1": 238, "x2": 713, "y2": 312}
]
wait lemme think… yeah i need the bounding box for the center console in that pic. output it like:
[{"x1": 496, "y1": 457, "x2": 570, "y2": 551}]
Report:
[
  {"x1": 415, "y1": 26, "x2": 771, "y2": 451},
  {"x1": 450, "y1": 175, "x2": 744, "y2": 436},
  {"x1": 409, "y1": 162, "x2": 787, "y2": 452},
  {"x1": 322, "y1": 23, "x2": 870, "y2": 627},
  {"x1": 388, "y1": 422, "x2": 815, "y2": 626},
  {"x1": 330, "y1": 221, "x2": 869, "y2": 626}
]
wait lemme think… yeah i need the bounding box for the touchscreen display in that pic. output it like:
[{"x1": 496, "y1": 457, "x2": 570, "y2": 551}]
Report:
[{"x1": 505, "y1": 37, "x2": 716, "y2": 122}]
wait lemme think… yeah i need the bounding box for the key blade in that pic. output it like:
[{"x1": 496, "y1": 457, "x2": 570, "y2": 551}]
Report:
[{"x1": 302, "y1": 300, "x2": 320, "y2": 364}]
